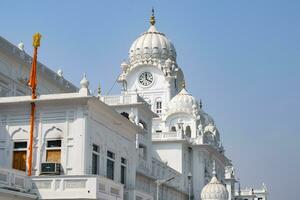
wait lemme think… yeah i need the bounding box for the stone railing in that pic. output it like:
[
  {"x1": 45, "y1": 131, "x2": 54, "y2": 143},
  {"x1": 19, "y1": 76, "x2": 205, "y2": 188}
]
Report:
[
  {"x1": 0, "y1": 167, "x2": 31, "y2": 192},
  {"x1": 235, "y1": 187, "x2": 267, "y2": 197},
  {"x1": 31, "y1": 175, "x2": 123, "y2": 199},
  {"x1": 97, "y1": 175, "x2": 124, "y2": 200},
  {"x1": 101, "y1": 94, "x2": 149, "y2": 106},
  {"x1": 152, "y1": 131, "x2": 184, "y2": 141}
]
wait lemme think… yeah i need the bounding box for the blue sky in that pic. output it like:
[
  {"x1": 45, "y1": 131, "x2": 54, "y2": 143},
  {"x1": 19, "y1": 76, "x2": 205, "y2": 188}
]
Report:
[{"x1": 1, "y1": 1, "x2": 299, "y2": 199}]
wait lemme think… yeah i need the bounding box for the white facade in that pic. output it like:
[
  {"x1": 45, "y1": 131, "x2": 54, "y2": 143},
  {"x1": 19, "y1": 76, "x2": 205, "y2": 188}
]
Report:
[{"x1": 0, "y1": 12, "x2": 267, "y2": 200}]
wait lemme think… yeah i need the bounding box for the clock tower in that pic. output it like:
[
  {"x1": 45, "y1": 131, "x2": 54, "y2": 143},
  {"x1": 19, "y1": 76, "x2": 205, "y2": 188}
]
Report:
[{"x1": 118, "y1": 10, "x2": 185, "y2": 117}]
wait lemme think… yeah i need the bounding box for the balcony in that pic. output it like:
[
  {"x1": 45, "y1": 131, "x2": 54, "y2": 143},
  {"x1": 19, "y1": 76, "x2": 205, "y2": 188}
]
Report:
[
  {"x1": 0, "y1": 168, "x2": 31, "y2": 192},
  {"x1": 0, "y1": 168, "x2": 36, "y2": 199},
  {"x1": 0, "y1": 167, "x2": 124, "y2": 200},
  {"x1": 31, "y1": 175, "x2": 123, "y2": 199}
]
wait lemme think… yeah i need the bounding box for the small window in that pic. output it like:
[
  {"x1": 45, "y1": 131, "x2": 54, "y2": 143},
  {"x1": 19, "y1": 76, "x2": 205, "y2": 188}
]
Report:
[
  {"x1": 107, "y1": 151, "x2": 115, "y2": 159},
  {"x1": 93, "y1": 144, "x2": 99, "y2": 152},
  {"x1": 14, "y1": 141, "x2": 27, "y2": 149},
  {"x1": 46, "y1": 140, "x2": 62, "y2": 163},
  {"x1": 156, "y1": 130, "x2": 162, "y2": 133},
  {"x1": 156, "y1": 101, "x2": 162, "y2": 114},
  {"x1": 47, "y1": 140, "x2": 61, "y2": 148},
  {"x1": 185, "y1": 126, "x2": 191, "y2": 137},
  {"x1": 121, "y1": 157, "x2": 127, "y2": 165},
  {"x1": 171, "y1": 126, "x2": 176, "y2": 132},
  {"x1": 121, "y1": 157, "x2": 127, "y2": 184},
  {"x1": 107, "y1": 151, "x2": 115, "y2": 180},
  {"x1": 92, "y1": 144, "x2": 100, "y2": 175},
  {"x1": 12, "y1": 141, "x2": 27, "y2": 171}
]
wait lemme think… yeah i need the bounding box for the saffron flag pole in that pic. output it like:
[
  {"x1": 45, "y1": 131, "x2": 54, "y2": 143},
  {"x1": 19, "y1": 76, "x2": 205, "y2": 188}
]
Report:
[{"x1": 27, "y1": 33, "x2": 41, "y2": 176}]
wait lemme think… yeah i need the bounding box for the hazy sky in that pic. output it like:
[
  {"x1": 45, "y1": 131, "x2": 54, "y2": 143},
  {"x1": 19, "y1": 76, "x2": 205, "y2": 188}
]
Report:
[{"x1": 1, "y1": 1, "x2": 299, "y2": 199}]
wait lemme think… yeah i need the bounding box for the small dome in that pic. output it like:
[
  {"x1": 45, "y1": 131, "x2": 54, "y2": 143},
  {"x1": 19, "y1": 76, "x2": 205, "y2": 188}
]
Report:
[
  {"x1": 129, "y1": 24, "x2": 176, "y2": 64},
  {"x1": 166, "y1": 88, "x2": 199, "y2": 117},
  {"x1": 80, "y1": 73, "x2": 89, "y2": 89},
  {"x1": 57, "y1": 69, "x2": 63, "y2": 77},
  {"x1": 18, "y1": 41, "x2": 24, "y2": 51},
  {"x1": 201, "y1": 176, "x2": 229, "y2": 200}
]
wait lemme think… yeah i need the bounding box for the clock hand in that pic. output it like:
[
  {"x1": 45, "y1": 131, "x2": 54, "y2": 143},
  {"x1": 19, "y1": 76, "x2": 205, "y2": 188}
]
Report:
[{"x1": 145, "y1": 74, "x2": 151, "y2": 82}]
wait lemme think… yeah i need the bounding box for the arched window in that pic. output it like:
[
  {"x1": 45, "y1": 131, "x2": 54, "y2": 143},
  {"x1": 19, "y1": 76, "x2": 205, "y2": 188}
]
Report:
[
  {"x1": 185, "y1": 126, "x2": 191, "y2": 137},
  {"x1": 171, "y1": 126, "x2": 176, "y2": 132},
  {"x1": 120, "y1": 112, "x2": 129, "y2": 119}
]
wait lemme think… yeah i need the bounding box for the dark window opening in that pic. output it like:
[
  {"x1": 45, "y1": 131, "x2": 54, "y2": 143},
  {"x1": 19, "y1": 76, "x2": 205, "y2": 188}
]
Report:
[
  {"x1": 171, "y1": 126, "x2": 176, "y2": 132},
  {"x1": 107, "y1": 151, "x2": 115, "y2": 180},
  {"x1": 121, "y1": 157, "x2": 127, "y2": 184},
  {"x1": 107, "y1": 151, "x2": 115, "y2": 159},
  {"x1": 47, "y1": 140, "x2": 61, "y2": 148},
  {"x1": 92, "y1": 144, "x2": 99, "y2": 175},
  {"x1": 107, "y1": 159, "x2": 114, "y2": 180},
  {"x1": 185, "y1": 126, "x2": 191, "y2": 137},
  {"x1": 14, "y1": 141, "x2": 27, "y2": 149},
  {"x1": 156, "y1": 101, "x2": 162, "y2": 114},
  {"x1": 92, "y1": 153, "x2": 98, "y2": 174}
]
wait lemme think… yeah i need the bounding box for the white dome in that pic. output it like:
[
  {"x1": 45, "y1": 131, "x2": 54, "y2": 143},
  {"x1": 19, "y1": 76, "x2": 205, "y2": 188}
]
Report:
[
  {"x1": 129, "y1": 25, "x2": 177, "y2": 64},
  {"x1": 201, "y1": 176, "x2": 229, "y2": 200},
  {"x1": 80, "y1": 73, "x2": 89, "y2": 89},
  {"x1": 165, "y1": 88, "x2": 199, "y2": 117}
]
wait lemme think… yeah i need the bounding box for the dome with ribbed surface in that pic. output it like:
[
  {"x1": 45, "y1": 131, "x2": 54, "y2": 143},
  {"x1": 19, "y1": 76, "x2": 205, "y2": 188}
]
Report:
[
  {"x1": 129, "y1": 25, "x2": 177, "y2": 64},
  {"x1": 201, "y1": 176, "x2": 229, "y2": 200},
  {"x1": 165, "y1": 88, "x2": 199, "y2": 117}
]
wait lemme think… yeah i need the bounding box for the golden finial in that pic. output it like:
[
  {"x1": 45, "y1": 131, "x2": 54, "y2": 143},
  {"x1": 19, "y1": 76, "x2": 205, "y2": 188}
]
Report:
[
  {"x1": 150, "y1": 7, "x2": 155, "y2": 26},
  {"x1": 32, "y1": 32, "x2": 42, "y2": 48}
]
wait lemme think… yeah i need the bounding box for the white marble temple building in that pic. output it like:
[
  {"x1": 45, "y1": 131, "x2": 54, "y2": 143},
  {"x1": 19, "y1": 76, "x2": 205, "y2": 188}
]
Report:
[{"x1": 0, "y1": 11, "x2": 267, "y2": 200}]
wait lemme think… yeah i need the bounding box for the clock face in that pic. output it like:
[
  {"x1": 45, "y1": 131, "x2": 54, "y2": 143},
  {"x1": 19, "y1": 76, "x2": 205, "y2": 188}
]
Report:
[{"x1": 139, "y1": 72, "x2": 153, "y2": 86}]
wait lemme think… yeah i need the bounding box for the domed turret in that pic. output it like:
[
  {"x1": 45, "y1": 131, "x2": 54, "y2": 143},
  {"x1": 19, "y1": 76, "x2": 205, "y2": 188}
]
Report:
[
  {"x1": 165, "y1": 85, "x2": 199, "y2": 117},
  {"x1": 201, "y1": 161, "x2": 229, "y2": 200},
  {"x1": 129, "y1": 9, "x2": 177, "y2": 65}
]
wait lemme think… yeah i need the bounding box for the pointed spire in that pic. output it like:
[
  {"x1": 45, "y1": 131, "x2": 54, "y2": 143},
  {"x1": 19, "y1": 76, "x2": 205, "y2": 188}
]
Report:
[
  {"x1": 150, "y1": 7, "x2": 156, "y2": 25},
  {"x1": 212, "y1": 160, "x2": 216, "y2": 177},
  {"x1": 97, "y1": 81, "x2": 102, "y2": 97}
]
